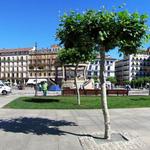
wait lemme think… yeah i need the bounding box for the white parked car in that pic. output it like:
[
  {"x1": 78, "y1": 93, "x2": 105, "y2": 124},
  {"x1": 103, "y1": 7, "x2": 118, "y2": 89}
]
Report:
[{"x1": 0, "y1": 83, "x2": 11, "y2": 95}]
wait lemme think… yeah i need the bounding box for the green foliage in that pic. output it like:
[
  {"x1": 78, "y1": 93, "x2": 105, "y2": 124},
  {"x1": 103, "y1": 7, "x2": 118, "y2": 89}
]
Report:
[
  {"x1": 124, "y1": 80, "x2": 131, "y2": 85},
  {"x1": 56, "y1": 11, "x2": 97, "y2": 65},
  {"x1": 58, "y1": 48, "x2": 96, "y2": 65},
  {"x1": 93, "y1": 76, "x2": 99, "y2": 83},
  {"x1": 57, "y1": 9, "x2": 149, "y2": 55},
  {"x1": 56, "y1": 11, "x2": 94, "y2": 51},
  {"x1": 131, "y1": 77, "x2": 150, "y2": 87},
  {"x1": 107, "y1": 77, "x2": 117, "y2": 84}
]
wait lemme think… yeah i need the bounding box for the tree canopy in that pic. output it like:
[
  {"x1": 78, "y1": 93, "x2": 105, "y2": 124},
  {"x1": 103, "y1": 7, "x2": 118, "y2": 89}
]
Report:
[{"x1": 57, "y1": 10, "x2": 149, "y2": 55}]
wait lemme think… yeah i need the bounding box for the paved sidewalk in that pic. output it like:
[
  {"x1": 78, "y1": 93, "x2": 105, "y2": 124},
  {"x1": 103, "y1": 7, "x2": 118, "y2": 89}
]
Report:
[
  {"x1": 0, "y1": 94, "x2": 150, "y2": 149},
  {"x1": 0, "y1": 95, "x2": 19, "y2": 108},
  {"x1": 0, "y1": 107, "x2": 149, "y2": 149}
]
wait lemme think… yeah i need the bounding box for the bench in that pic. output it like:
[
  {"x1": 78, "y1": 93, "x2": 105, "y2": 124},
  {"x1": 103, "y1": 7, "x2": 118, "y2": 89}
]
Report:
[
  {"x1": 107, "y1": 89, "x2": 128, "y2": 96},
  {"x1": 62, "y1": 88, "x2": 128, "y2": 96}
]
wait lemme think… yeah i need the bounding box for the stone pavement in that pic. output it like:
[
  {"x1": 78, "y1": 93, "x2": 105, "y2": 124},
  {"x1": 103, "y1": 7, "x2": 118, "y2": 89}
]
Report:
[{"x1": 0, "y1": 94, "x2": 149, "y2": 149}]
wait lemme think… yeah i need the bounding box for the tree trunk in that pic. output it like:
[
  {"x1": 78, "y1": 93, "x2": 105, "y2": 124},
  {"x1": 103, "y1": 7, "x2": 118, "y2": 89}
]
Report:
[
  {"x1": 74, "y1": 64, "x2": 80, "y2": 105},
  {"x1": 34, "y1": 44, "x2": 38, "y2": 96},
  {"x1": 83, "y1": 65, "x2": 87, "y2": 81},
  {"x1": 149, "y1": 82, "x2": 150, "y2": 96},
  {"x1": 99, "y1": 47, "x2": 111, "y2": 139},
  {"x1": 62, "y1": 65, "x2": 65, "y2": 80}
]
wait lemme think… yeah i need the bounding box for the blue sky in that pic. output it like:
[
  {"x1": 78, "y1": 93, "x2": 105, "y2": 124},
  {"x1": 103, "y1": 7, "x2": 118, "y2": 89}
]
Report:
[{"x1": 0, "y1": 0, "x2": 150, "y2": 59}]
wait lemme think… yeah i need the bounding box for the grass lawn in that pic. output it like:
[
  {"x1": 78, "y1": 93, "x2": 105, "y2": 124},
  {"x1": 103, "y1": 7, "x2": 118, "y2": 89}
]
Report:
[{"x1": 4, "y1": 96, "x2": 150, "y2": 109}]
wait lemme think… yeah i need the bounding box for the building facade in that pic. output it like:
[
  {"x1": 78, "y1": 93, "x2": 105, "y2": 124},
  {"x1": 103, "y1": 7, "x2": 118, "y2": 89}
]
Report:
[
  {"x1": 115, "y1": 52, "x2": 150, "y2": 83},
  {"x1": 0, "y1": 45, "x2": 61, "y2": 84},
  {"x1": 28, "y1": 51, "x2": 58, "y2": 80},
  {"x1": 0, "y1": 48, "x2": 33, "y2": 84},
  {"x1": 0, "y1": 45, "x2": 118, "y2": 85},
  {"x1": 87, "y1": 55, "x2": 116, "y2": 79}
]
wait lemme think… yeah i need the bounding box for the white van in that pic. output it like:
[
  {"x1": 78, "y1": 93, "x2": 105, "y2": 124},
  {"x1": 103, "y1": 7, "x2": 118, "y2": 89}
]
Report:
[
  {"x1": 26, "y1": 79, "x2": 47, "y2": 85},
  {"x1": 0, "y1": 82, "x2": 11, "y2": 95}
]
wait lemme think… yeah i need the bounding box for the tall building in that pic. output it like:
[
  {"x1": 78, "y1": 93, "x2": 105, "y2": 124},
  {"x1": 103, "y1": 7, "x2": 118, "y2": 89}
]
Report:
[
  {"x1": 0, "y1": 45, "x2": 61, "y2": 84},
  {"x1": 115, "y1": 50, "x2": 150, "y2": 83},
  {"x1": 0, "y1": 48, "x2": 33, "y2": 84},
  {"x1": 28, "y1": 50, "x2": 58, "y2": 80},
  {"x1": 87, "y1": 55, "x2": 116, "y2": 79}
]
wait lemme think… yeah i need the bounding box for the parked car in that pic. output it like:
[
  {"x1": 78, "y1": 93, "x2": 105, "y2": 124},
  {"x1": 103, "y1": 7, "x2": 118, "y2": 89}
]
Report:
[{"x1": 0, "y1": 83, "x2": 11, "y2": 95}]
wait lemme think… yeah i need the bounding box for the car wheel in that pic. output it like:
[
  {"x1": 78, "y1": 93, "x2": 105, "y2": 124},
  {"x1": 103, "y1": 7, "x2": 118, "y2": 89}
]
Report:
[{"x1": 2, "y1": 90, "x2": 7, "y2": 95}]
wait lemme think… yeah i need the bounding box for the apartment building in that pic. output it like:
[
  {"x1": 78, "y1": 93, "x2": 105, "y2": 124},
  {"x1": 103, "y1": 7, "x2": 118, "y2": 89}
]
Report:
[
  {"x1": 1, "y1": 45, "x2": 118, "y2": 85},
  {"x1": 0, "y1": 48, "x2": 33, "y2": 84},
  {"x1": 0, "y1": 45, "x2": 61, "y2": 84},
  {"x1": 29, "y1": 50, "x2": 57, "y2": 79},
  {"x1": 87, "y1": 55, "x2": 116, "y2": 79},
  {"x1": 115, "y1": 51, "x2": 150, "y2": 83}
]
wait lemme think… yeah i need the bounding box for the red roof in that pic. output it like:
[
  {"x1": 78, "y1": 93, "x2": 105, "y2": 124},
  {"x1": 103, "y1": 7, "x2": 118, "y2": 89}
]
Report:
[{"x1": 0, "y1": 48, "x2": 33, "y2": 53}]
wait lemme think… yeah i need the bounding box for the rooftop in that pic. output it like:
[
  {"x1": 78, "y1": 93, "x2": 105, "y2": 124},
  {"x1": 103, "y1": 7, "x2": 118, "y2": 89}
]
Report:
[{"x1": 0, "y1": 48, "x2": 33, "y2": 53}]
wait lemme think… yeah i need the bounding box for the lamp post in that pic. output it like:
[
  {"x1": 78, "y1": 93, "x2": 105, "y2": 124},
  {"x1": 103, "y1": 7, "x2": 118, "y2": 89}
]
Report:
[{"x1": 35, "y1": 42, "x2": 38, "y2": 96}]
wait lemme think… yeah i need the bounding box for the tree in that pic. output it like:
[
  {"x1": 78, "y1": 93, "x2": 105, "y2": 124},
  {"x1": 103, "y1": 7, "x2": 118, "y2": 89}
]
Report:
[
  {"x1": 56, "y1": 12, "x2": 96, "y2": 105},
  {"x1": 56, "y1": 9, "x2": 149, "y2": 139},
  {"x1": 58, "y1": 48, "x2": 95, "y2": 105},
  {"x1": 107, "y1": 77, "x2": 117, "y2": 84},
  {"x1": 124, "y1": 80, "x2": 131, "y2": 85}
]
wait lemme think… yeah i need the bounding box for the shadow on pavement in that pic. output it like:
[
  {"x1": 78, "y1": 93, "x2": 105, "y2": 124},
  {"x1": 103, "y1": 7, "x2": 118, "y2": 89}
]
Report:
[
  {"x1": 0, "y1": 117, "x2": 77, "y2": 135},
  {"x1": 0, "y1": 117, "x2": 104, "y2": 139}
]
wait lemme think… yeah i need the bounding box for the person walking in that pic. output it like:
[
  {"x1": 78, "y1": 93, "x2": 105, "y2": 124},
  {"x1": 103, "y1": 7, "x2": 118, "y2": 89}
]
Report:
[{"x1": 42, "y1": 82, "x2": 48, "y2": 96}]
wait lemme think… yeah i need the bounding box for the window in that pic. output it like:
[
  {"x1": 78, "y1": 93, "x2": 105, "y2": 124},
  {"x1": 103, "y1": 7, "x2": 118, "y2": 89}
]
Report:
[
  {"x1": 88, "y1": 71, "x2": 91, "y2": 76},
  {"x1": 89, "y1": 65, "x2": 92, "y2": 70},
  {"x1": 107, "y1": 66, "x2": 110, "y2": 70},
  {"x1": 95, "y1": 66, "x2": 98, "y2": 70},
  {"x1": 95, "y1": 60, "x2": 99, "y2": 64},
  {"x1": 94, "y1": 71, "x2": 98, "y2": 76}
]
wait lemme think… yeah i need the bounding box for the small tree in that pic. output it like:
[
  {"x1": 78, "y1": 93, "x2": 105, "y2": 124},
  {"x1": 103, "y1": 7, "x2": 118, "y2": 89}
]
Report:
[
  {"x1": 58, "y1": 48, "x2": 95, "y2": 105},
  {"x1": 56, "y1": 9, "x2": 149, "y2": 139},
  {"x1": 56, "y1": 12, "x2": 96, "y2": 105},
  {"x1": 82, "y1": 10, "x2": 149, "y2": 139}
]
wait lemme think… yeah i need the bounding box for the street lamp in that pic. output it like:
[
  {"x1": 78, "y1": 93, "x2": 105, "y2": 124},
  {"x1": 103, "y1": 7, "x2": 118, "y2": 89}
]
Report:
[{"x1": 35, "y1": 42, "x2": 38, "y2": 96}]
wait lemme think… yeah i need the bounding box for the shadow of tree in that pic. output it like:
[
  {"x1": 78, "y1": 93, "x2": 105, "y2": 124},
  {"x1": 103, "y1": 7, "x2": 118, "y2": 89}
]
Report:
[
  {"x1": 130, "y1": 97, "x2": 149, "y2": 101},
  {"x1": 24, "y1": 98, "x2": 60, "y2": 103},
  {"x1": 0, "y1": 117, "x2": 105, "y2": 139},
  {"x1": 0, "y1": 117, "x2": 77, "y2": 135}
]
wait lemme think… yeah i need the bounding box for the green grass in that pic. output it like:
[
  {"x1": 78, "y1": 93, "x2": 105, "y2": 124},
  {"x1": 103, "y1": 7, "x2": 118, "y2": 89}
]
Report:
[{"x1": 4, "y1": 96, "x2": 150, "y2": 109}]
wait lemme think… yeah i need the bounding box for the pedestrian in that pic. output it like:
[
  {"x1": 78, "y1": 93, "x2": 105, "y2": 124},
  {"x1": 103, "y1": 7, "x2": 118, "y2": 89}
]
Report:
[
  {"x1": 42, "y1": 82, "x2": 48, "y2": 96},
  {"x1": 38, "y1": 83, "x2": 42, "y2": 91}
]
